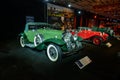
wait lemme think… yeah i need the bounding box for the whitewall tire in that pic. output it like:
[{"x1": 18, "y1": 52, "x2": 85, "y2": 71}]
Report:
[
  {"x1": 20, "y1": 36, "x2": 25, "y2": 47},
  {"x1": 47, "y1": 44, "x2": 62, "y2": 62},
  {"x1": 34, "y1": 34, "x2": 43, "y2": 47}
]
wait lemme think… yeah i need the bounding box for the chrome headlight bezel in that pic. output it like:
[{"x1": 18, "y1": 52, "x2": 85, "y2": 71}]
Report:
[
  {"x1": 73, "y1": 34, "x2": 78, "y2": 41},
  {"x1": 63, "y1": 32, "x2": 72, "y2": 42}
]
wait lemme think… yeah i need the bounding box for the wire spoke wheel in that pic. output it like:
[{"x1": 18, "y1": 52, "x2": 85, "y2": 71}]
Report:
[
  {"x1": 20, "y1": 36, "x2": 25, "y2": 47},
  {"x1": 92, "y1": 36, "x2": 102, "y2": 45},
  {"x1": 47, "y1": 44, "x2": 62, "y2": 62},
  {"x1": 34, "y1": 34, "x2": 43, "y2": 47},
  {"x1": 49, "y1": 47, "x2": 57, "y2": 60}
]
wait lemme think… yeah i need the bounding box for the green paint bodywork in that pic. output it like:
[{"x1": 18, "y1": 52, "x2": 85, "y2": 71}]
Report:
[
  {"x1": 24, "y1": 29, "x2": 63, "y2": 43},
  {"x1": 20, "y1": 22, "x2": 83, "y2": 52},
  {"x1": 35, "y1": 38, "x2": 67, "y2": 51},
  {"x1": 21, "y1": 22, "x2": 68, "y2": 51},
  {"x1": 42, "y1": 38, "x2": 65, "y2": 45},
  {"x1": 77, "y1": 36, "x2": 83, "y2": 41},
  {"x1": 92, "y1": 27, "x2": 107, "y2": 32},
  {"x1": 23, "y1": 22, "x2": 64, "y2": 43}
]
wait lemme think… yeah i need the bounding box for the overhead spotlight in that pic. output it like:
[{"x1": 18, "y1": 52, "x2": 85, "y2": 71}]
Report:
[
  {"x1": 78, "y1": 11, "x2": 81, "y2": 14},
  {"x1": 107, "y1": 18, "x2": 109, "y2": 20},
  {"x1": 52, "y1": 0, "x2": 56, "y2": 3},
  {"x1": 68, "y1": 4, "x2": 71, "y2": 7},
  {"x1": 94, "y1": 15, "x2": 97, "y2": 19},
  {"x1": 45, "y1": 0, "x2": 49, "y2": 2}
]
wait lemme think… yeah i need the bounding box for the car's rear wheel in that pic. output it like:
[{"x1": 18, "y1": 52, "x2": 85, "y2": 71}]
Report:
[
  {"x1": 34, "y1": 34, "x2": 43, "y2": 47},
  {"x1": 20, "y1": 36, "x2": 25, "y2": 47},
  {"x1": 47, "y1": 44, "x2": 62, "y2": 62},
  {"x1": 92, "y1": 36, "x2": 102, "y2": 45}
]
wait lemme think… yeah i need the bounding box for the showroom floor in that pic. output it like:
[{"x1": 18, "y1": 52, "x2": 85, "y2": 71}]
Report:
[{"x1": 0, "y1": 37, "x2": 120, "y2": 80}]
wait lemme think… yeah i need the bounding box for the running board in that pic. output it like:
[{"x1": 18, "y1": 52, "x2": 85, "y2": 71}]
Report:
[{"x1": 25, "y1": 44, "x2": 35, "y2": 48}]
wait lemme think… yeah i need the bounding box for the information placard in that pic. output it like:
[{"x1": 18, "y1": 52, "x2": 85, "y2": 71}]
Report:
[{"x1": 75, "y1": 56, "x2": 92, "y2": 69}]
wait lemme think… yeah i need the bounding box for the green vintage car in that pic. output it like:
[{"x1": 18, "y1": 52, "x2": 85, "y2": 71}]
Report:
[{"x1": 19, "y1": 22, "x2": 83, "y2": 62}]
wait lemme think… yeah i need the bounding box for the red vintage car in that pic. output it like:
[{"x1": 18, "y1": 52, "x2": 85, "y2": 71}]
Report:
[{"x1": 71, "y1": 29, "x2": 108, "y2": 45}]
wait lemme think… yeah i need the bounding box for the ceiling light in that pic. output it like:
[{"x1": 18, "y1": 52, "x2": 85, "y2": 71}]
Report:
[
  {"x1": 45, "y1": 0, "x2": 49, "y2": 2},
  {"x1": 78, "y1": 11, "x2": 81, "y2": 14},
  {"x1": 68, "y1": 4, "x2": 71, "y2": 7},
  {"x1": 94, "y1": 15, "x2": 97, "y2": 19}
]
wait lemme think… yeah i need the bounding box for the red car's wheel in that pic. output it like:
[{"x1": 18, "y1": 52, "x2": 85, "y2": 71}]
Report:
[{"x1": 92, "y1": 36, "x2": 102, "y2": 45}]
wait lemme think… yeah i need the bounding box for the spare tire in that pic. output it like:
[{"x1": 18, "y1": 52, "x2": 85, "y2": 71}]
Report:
[{"x1": 34, "y1": 34, "x2": 44, "y2": 47}]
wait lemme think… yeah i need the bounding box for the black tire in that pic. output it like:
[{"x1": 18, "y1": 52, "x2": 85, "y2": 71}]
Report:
[
  {"x1": 20, "y1": 36, "x2": 25, "y2": 47},
  {"x1": 47, "y1": 44, "x2": 62, "y2": 62},
  {"x1": 34, "y1": 34, "x2": 43, "y2": 47},
  {"x1": 92, "y1": 36, "x2": 102, "y2": 45}
]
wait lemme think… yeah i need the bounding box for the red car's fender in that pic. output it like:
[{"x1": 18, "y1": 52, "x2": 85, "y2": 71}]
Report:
[{"x1": 72, "y1": 30, "x2": 108, "y2": 41}]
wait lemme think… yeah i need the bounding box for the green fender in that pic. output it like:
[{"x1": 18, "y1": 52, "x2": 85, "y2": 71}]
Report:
[
  {"x1": 35, "y1": 38, "x2": 66, "y2": 50},
  {"x1": 44, "y1": 38, "x2": 65, "y2": 45},
  {"x1": 19, "y1": 33, "x2": 27, "y2": 38},
  {"x1": 19, "y1": 33, "x2": 30, "y2": 44}
]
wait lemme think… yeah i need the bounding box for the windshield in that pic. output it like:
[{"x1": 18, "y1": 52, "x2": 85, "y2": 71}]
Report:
[{"x1": 28, "y1": 24, "x2": 62, "y2": 30}]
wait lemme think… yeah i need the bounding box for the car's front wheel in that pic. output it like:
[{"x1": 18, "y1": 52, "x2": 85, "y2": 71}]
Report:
[
  {"x1": 47, "y1": 44, "x2": 62, "y2": 62},
  {"x1": 20, "y1": 36, "x2": 25, "y2": 47}
]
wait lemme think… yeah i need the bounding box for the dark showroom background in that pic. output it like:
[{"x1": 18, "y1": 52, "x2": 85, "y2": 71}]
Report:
[{"x1": 0, "y1": 0, "x2": 120, "y2": 80}]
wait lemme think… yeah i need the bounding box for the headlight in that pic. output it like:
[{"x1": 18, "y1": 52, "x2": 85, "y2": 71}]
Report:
[
  {"x1": 63, "y1": 32, "x2": 72, "y2": 42},
  {"x1": 62, "y1": 29, "x2": 74, "y2": 42},
  {"x1": 64, "y1": 37, "x2": 70, "y2": 42},
  {"x1": 71, "y1": 43, "x2": 76, "y2": 49},
  {"x1": 73, "y1": 34, "x2": 78, "y2": 41}
]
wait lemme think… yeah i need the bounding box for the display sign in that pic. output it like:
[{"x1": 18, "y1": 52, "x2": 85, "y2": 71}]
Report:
[
  {"x1": 75, "y1": 56, "x2": 92, "y2": 69},
  {"x1": 106, "y1": 42, "x2": 112, "y2": 47},
  {"x1": 47, "y1": 3, "x2": 75, "y2": 30}
]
